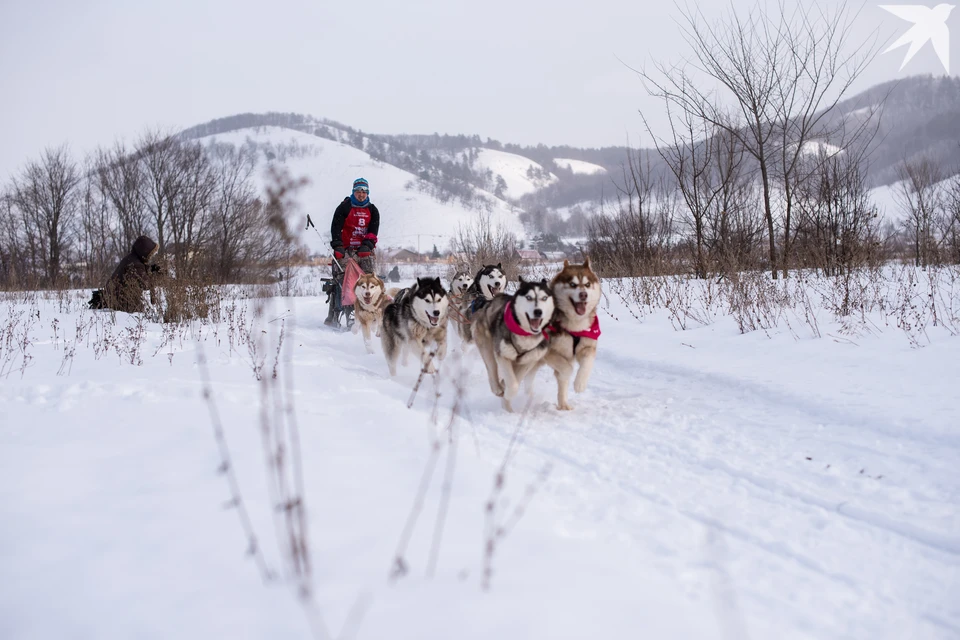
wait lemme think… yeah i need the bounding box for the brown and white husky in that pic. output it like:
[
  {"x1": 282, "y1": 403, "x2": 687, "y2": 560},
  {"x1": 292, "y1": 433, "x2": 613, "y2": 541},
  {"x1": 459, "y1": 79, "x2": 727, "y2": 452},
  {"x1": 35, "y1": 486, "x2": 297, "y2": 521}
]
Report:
[
  {"x1": 536, "y1": 258, "x2": 602, "y2": 410},
  {"x1": 353, "y1": 273, "x2": 398, "y2": 353}
]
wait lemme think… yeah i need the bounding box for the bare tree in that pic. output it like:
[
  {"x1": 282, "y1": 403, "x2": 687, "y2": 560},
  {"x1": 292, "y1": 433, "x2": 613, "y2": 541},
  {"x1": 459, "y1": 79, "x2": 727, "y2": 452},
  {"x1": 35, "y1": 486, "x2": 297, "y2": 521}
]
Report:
[
  {"x1": 167, "y1": 141, "x2": 216, "y2": 276},
  {"x1": 895, "y1": 157, "x2": 945, "y2": 267},
  {"x1": 450, "y1": 213, "x2": 520, "y2": 280},
  {"x1": 793, "y1": 146, "x2": 881, "y2": 275},
  {"x1": 587, "y1": 151, "x2": 675, "y2": 277},
  {"x1": 76, "y1": 157, "x2": 116, "y2": 285},
  {"x1": 710, "y1": 129, "x2": 767, "y2": 274},
  {"x1": 772, "y1": 3, "x2": 880, "y2": 277},
  {"x1": 941, "y1": 171, "x2": 960, "y2": 264},
  {"x1": 7, "y1": 145, "x2": 81, "y2": 285},
  {"x1": 93, "y1": 141, "x2": 148, "y2": 252},
  {"x1": 138, "y1": 130, "x2": 183, "y2": 254},
  {"x1": 643, "y1": 96, "x2": 735, "y2": 278},
  {"x1": 642, "y1": 0, "x2": 879, "y2": 278}
]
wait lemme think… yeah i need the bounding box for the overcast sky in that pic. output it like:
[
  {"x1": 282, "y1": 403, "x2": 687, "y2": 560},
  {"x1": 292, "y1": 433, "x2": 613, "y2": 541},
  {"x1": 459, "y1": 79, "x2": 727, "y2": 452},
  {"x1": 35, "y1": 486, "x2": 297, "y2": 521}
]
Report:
[{"x1": 1, "y1": 0, "x2": 956, "y2": 179}]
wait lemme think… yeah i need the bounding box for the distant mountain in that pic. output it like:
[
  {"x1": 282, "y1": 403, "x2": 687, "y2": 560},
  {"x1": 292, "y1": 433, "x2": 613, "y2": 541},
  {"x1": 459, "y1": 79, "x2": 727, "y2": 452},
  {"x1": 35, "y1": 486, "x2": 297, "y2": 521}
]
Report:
[
  {"x1": 827, "y1": 74, "x2": 960, "y2": 186},
  {"x1": 179, "y1": 75, "x2": 960, "y2": 223}
]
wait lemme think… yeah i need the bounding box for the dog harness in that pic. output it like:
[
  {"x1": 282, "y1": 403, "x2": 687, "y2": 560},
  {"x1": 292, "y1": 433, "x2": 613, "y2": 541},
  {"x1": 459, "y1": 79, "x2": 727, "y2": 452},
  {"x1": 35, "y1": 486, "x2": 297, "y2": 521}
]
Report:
[
  {"x1": 502, "y1": 301, "x2": 550, "y2": 359},
  {"x1": 469, "y1": 296, "x2": 488, "y2": 314},
  {"x1": 544, "y1": 314, "x2": 601, "y2": 352}
]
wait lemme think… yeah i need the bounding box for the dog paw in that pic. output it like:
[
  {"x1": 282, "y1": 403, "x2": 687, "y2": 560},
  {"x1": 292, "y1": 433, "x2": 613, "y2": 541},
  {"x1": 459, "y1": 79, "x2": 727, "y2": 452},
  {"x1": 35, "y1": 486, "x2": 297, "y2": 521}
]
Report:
[
  {"x1": 557, "y1": 401, "x2": 574, "y2": 411},
  {"x1": 491, "y1": 380, "x2": 505, "y2": 397},
  {"x1": 502, "y1": 398, "x2": 514, "y2": 412},
  {"x1": 365, "y1": 345, "x2": 375, "y2": 355},
  {"x1": 573, "y1": 376, "x2": 589, "y2": 394}
]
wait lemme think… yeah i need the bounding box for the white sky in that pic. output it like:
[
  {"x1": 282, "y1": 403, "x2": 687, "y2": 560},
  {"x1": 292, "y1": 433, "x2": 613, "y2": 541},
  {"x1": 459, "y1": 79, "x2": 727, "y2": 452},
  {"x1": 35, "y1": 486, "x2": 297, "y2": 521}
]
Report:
[{"x1": 1, "y1": 0, "x2": 957, "y2": 179}]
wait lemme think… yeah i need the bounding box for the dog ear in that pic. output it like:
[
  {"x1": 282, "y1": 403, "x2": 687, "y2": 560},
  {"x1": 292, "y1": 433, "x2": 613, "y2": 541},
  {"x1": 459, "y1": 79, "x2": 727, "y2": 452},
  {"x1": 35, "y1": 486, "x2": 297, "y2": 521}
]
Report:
[
  {"x1": 518, "y1": 275, "x2": 526, "y2": 285},
  {"x1": 582, "y1": 256, "x2": 591, "y2": 269},
  {"x1": 496, "y1": 262, "x2": 502, "y2": 270},
  {"x1": 540, "y1": 278, "x2": 549, "y2": 288},
  {"x1": 563, "y1": 259, "x2": 570, "y2": 269}
]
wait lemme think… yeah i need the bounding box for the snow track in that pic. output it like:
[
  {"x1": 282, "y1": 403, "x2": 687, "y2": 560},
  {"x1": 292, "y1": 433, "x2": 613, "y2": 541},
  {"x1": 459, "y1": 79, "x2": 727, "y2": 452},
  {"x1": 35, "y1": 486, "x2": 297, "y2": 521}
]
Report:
[{"x1": 1, "y1": 293, "x2": 957, "y2": 639}]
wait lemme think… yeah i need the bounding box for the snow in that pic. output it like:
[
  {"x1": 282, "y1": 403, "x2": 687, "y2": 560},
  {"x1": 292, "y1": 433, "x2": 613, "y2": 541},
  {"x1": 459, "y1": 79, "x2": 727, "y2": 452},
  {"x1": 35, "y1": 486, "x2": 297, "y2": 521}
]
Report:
[
  {"x1": 202, "y1": 127, "x2": 525, "y2": 254},
  {"x1": 1, "y1": 267, "x2": 958, "y2": 640},
  {"x1": 472, "y1": 148, "x2": 558, "y2": 198},
  {"x1": 798, "y1": 140, "x2": 843, "y2": 157},
  {"x1": 553, "y1": 157, "x2": 607, "y2": 175}
]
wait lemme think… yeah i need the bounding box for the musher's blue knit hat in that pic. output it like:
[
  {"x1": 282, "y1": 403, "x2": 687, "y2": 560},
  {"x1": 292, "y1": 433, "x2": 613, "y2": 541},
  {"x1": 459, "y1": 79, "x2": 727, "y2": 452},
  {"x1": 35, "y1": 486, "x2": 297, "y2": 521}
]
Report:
[{"x1": 353, "y1": 177, "x2": 369, "y2": 193}]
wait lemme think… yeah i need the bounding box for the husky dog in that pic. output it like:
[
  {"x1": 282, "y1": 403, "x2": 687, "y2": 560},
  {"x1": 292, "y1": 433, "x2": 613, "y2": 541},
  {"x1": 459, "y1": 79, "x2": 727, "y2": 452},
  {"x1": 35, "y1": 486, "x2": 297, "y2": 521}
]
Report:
[
  {"x1": 473, "y1": 278, "x2": 555, "y2": 412},
  {"x1": 456, "y1": 263, "x2": 507, "y2": 345},
  {"x1": 352, "y1": 273, "x2": 398, "y2": 353},
  {"x1": 381, "y1": 277, "x2": 450, "y2": 376},
  {"x1": 537, "y1": 258, "x2": 602, "y2": 410},
  {"x1": 450, "y1": 271, "x2": 474, "y2": 297}
]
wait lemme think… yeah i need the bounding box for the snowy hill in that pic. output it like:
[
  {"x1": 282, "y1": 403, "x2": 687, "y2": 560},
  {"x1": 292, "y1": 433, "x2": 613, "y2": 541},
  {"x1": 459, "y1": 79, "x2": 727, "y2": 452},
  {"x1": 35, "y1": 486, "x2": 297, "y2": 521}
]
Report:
[
  {"x1": 200, "y1": 127, "x2": 525, "y2": 254},
  {"x1": 553, "y1": 157, "x2": 607, "y2": 175},
  {"x1": 469, "y1": 148, "x2": 558, "y2": 199}
]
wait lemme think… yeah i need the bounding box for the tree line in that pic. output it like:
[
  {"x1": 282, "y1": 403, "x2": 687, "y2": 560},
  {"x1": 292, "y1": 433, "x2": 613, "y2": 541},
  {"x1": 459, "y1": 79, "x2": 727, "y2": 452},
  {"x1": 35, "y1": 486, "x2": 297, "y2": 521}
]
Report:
[
  {"x1": 585, "y1": 2, "x2": 960, "y2": 280},
  {"x1": 0, "y1": 131, "x2": 298, "y2": 290}
]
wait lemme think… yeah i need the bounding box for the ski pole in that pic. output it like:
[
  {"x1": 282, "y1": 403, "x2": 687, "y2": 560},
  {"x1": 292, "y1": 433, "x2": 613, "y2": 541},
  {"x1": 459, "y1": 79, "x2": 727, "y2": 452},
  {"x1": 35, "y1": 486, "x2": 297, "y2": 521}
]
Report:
[{"x1": 307, "y1": 214, "x2": 342, "y2": 270}]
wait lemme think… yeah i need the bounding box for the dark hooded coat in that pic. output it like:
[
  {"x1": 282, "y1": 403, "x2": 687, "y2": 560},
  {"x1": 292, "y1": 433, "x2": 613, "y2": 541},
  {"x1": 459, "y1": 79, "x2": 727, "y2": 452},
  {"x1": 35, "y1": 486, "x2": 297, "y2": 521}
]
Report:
[{"x1": 104, "y1": 236, "x2": 159, "y2": 313}]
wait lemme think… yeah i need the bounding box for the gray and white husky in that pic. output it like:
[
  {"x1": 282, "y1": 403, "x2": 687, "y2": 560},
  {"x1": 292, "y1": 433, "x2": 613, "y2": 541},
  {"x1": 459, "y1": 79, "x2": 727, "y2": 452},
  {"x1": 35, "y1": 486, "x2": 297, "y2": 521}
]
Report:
[
  {"x1": 456, "y1": 263, "x2": 507, "y2": 345},
  {"x1": 381, "y1": 277, "x2": 450, "y2": 376},
  {"x1": 472, "y1": 278, "x2": 555, "y2": 412}
]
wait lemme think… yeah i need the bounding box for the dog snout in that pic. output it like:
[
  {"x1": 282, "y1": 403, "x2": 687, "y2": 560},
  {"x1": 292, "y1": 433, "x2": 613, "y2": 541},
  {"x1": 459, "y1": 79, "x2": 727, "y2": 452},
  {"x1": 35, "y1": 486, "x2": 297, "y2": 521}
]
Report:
[
  {"x1": 578, "y1": 291, "x2": 588, "y2": 301},
  {"x1": 533, "y1": 308, "x2": 543, "y2": 318},
  {"x1": 432, "y1": 309, "x2": 440, "y2": 317}
]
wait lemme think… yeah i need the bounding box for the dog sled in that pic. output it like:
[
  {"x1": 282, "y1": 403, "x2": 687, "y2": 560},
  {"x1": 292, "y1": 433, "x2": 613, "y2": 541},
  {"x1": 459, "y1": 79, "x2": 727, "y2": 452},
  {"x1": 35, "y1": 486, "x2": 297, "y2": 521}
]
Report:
[{"x1": 323, "y1": 253, "x2": 365, "y2": 331}]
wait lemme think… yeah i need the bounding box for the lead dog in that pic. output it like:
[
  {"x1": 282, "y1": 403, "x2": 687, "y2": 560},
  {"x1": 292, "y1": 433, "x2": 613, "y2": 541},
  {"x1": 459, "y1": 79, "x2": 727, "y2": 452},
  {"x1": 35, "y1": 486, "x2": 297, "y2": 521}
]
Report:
[
  {"x1": 380, "y1": 277, "x2": 450, "y2": 376},
  {"x1": 456, "y1": 263, "x2": 507, "y2": 346},
  {"x1": 353, "y1": 273, "x2": 399, "y2": 353},
  {"x1": 473, "y1": 278, "x2": 555, "y2": 412},
  {"x1": 536, "y1": 258, "x2": 602, "y2": 410}
]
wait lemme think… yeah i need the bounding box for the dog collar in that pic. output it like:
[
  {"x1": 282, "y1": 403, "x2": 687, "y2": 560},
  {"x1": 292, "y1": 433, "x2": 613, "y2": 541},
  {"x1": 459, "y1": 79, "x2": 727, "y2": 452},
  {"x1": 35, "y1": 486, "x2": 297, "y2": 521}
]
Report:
[{"x1": 504, "y1": 301, "x2": 540, "y2": 337}]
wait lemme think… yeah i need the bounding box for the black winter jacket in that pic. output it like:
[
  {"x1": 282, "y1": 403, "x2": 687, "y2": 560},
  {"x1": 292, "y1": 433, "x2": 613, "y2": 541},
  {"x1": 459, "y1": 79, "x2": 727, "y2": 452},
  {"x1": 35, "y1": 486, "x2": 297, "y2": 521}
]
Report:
[{"x1": 104, "y1": 236, "x2": 159, "y2": 313}]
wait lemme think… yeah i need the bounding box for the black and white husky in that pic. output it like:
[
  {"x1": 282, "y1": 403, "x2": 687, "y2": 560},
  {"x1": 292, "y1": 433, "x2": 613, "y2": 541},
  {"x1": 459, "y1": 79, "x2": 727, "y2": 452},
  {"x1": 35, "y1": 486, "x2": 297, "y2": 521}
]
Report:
[
  {"x1": 450, "y1": 271, "x2": 474, "y2": 297},
  {"x1": 381, "y1": 277, "x2": 450, "y2": 376},
  {"x1": 472, "y1": 278, "x2": 555, "y2": 412},
  {"x1": 456, "y1": 263, "x2": 507, "y2": 345}
]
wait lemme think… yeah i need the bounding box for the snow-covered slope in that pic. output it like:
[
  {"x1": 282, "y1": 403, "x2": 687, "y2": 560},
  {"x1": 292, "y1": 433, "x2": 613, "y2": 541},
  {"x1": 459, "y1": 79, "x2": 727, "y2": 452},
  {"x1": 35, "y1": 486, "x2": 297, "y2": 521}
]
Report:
[
  {"x1": 472, "y1": 148, "x2": 558, "y2": 199},
  {"x1": 553, "y1": 157, "x2": 607, "y2": 175},
  {"x1": 202, "y1": 127, "x2": 525, "y2": 254}
]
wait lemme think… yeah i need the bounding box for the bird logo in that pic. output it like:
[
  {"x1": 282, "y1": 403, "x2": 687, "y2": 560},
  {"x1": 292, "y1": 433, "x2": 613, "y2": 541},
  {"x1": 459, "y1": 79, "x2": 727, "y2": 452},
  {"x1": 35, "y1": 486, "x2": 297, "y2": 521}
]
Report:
[{"x1": 880, "y1": 4, "x2": 954, "y2": 73}]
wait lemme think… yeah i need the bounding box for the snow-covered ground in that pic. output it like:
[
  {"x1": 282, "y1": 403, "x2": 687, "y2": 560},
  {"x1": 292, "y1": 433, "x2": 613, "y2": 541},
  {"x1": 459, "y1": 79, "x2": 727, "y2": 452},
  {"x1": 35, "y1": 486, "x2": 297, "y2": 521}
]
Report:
[
  {"x1": 553, "y1": 157, "x2": 607, "y2": 175},
  {"x1": 1, "y1": 268, "x2": 958, "y2": 640},
  {"x1": 202, "y1": 127, "x2": 525, "y2": 255},
  {"x1": 471, "y1": 148, "x2": 558, "y2": 199}
]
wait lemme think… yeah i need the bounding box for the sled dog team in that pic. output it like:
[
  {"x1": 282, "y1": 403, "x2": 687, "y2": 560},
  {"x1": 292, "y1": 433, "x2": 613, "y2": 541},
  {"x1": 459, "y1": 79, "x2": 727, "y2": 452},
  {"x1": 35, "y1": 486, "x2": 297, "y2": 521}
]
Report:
[{"x1": 349, "y1": 258, "x2": 601, "y2": 411}]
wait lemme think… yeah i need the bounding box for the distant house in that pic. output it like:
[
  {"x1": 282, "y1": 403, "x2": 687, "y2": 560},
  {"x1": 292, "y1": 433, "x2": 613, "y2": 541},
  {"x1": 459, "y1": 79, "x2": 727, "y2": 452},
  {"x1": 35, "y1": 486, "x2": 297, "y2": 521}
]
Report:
[
  {"x1": 515, "y1": 249, "x2": 542, "y2": 262},
  {"x1": 388, "y1": 248, "x2": 420, "y2": 263},
  {"x1": 541, "y1": 251, "x2": 567, "y2": 262}
]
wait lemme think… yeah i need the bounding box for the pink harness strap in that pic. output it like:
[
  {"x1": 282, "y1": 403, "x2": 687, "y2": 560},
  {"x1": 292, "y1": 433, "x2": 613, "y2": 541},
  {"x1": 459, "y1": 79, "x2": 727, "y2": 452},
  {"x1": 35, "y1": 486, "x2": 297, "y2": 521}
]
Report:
[
  {"x1": 544, "y1": 313, "x2": 601, "y2": 341},
  {"x1": 504, "y1": 301, "x2": 538, "y2": 337},
  {"x1": 568, "y1": 314, "x2": 601, "y2": 340}
]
